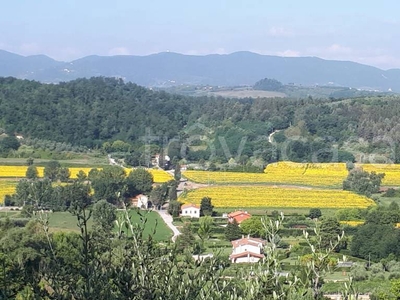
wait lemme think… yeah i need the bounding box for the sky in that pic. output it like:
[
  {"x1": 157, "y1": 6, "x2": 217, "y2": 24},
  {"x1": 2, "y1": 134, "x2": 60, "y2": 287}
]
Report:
[{"x1": 1, "y1": 0, "x2": 399, "y2": 69}]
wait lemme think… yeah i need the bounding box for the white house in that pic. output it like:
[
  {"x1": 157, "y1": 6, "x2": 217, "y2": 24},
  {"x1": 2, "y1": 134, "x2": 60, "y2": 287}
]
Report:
[
  {"x1": 229, "y1": 236, "x2": 266, "y2": 263},
  {"x1": 130, "y1": 194, "x2": 149, "y2": 209},
  {"x1": 180, "y1": 203, "x2": 200, "y2": 218}
]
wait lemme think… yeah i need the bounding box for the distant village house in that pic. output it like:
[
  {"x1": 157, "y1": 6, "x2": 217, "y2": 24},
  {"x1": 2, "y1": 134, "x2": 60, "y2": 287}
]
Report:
[
  {"x1": 130, "y1": 194, "x2": 149, "y2": 209},
  {"x1": 229, "y1": 236, "x2": 266, "y2": 263},
  {"x1": 181, "y1": 203, "x2": 200, "y2": 218},
  {"x1": 228, "y1": 211, "x2": 252, "y2": 224}
]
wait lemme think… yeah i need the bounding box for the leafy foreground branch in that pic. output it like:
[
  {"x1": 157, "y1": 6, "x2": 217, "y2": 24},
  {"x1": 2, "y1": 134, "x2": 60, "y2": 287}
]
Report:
[{"x1": 1, "y1": 205, "x2": 360, "y2": 299}]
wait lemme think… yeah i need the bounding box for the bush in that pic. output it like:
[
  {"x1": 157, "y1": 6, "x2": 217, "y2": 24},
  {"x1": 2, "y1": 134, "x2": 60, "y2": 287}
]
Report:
[
  {"x1": 350, "y1": 264, "x2": 368, "y2": 281},
  {"x1": 383, "y1": 188, "x2": 398, "y2": 197},
  {"x1": 370, "y1": 263, "x2": 384, "y2": 274},
  {"x1": 389, "y1": 273, "x2": 400, "y2": 280}
]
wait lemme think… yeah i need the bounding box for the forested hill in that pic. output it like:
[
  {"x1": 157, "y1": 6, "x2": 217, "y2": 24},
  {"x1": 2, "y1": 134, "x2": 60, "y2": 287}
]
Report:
[
  {"x1": 1, "y1": 76, "x2": 400, "y2": 163},
  {"x1": 0, "y1": 77, "x2": 197, "y2": 147},
  {"x1": 1, "y1": 50, "x2": 400, "y2": 91}
]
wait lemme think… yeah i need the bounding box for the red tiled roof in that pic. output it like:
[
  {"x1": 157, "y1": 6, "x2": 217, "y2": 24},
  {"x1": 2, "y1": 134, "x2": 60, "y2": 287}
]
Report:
[
  {"x1": 228, "y1": 211, "x2": 252, "y2": 224},
  {"x1": 229, "y1": 251, "x2": 265, "y2": 260},
  {"x1": 181, "y1": 203, "x2": 200, "y2": 209},
  {"x1": 228, "y1": 210, "x2": 251, "y2": 218},
  {"x1": 231, "y1": 237, "x2": 266, "y2": 249},
  {"x1": 233, "y1": 214, "x2": 251, "y2": 224}
]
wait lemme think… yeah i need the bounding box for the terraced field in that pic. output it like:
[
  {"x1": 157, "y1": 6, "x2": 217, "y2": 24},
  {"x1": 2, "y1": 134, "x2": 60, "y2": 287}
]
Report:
[
  {"x1": 184, "y1": 162, "x2": 348, "y2": 187},
  {"x1": 359, "y1": 164, "x2": 400, "y2": 186},
  {"x1": 180, "y1": 185, "x2": 375, "y2": 209}
]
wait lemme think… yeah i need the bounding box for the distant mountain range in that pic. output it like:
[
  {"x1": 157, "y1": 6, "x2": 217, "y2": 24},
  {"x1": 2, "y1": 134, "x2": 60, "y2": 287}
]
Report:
[{"x1": 1, "y1": 49, "x2": 400, "y2": 91}]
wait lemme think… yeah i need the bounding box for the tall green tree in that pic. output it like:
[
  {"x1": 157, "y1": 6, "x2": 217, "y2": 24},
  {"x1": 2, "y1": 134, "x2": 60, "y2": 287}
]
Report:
[
  {"x1": 240, "y1": 217, "x2": 264, "y2": 238},
  {"x1": 90, "y1": 166, "x2": 126, "y2": 204},
  {"x1": 149, "y1": 184, "x2": 168, "y2": 209},
  {"x1": 308, "y1": 208, "x2": 322, "y2": 219},
  {"x1": 319, "y1": 217, "x2": 344, "y2": 251},
  {"x1": 168, "y1": 183, "x2": 178, "y2": 201},
  {"x1": 125, "y1": 168, "x2": 153, "y2": 197},
  {"x1": 168, "y1": 200, "x2": 182, "y2": 217},
  {"x1": 174, "y1": 164, "x2": 181, "y2": 181},
  {"x1": 343, "y1": 168, "x2": 385, "y2": 197},
  {"x1": 200, "y1": 197, "x2": 214, "y2": 216},
  {"x1": 92, "y1": 200, "x2": 117, "y2": 232},
  {"x1": 225, "y1": 219, "x2": 242, "y2": 241},
  {"x1": 198, "y1": 216, "x2": 213, "y2": 241},
  {"x1": 44, "y1": 160, "x2": 62, "y2": 181},
  {"x1": 176, "y1": 222, "x2": 196, "y2": 252},
  {"x1": 25, "y1": 165, "x2": 38, "y2": 180}
]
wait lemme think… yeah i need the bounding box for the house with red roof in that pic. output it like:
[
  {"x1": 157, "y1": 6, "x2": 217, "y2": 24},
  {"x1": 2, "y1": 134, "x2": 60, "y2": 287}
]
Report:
[
  {"x1": 229, "y1": 236, "x2": 266, "y2": 263},
  {"x1": 228, "y1": 211, "x2": 252, "y2": 224},
  {"x1": 181, "y1": 203, "x2": 201, "y2": 218}
]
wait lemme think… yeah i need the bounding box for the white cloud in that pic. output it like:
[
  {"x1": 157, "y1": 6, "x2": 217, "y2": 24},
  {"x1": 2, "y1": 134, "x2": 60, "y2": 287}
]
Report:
[
  {"x1": 108, "y1": 47, "x2": 130, "y2": 56},
  {"x1": 277, "y1": 49, "x2": 301, "y2": 57},
  {"x1": 326, "y1": 44, "x2": 352, "y2": 54},
  {"x1": 268, "y1": 27, "x2": 294, "y2": 37}
]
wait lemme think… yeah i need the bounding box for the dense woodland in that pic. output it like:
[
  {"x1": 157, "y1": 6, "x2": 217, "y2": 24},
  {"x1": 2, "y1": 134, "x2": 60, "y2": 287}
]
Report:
[{"x1": 1, "y1": 77, "x2": 400, "y2": 165}]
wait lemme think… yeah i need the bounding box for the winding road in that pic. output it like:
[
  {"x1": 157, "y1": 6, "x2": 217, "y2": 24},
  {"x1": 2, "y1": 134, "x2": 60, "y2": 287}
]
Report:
[
  {"x1": 268, "y1": 130, "x2": 280, "y2": 143},
  {"x1": 156, "y1": 209, "x2": 181, "y2": 242}
]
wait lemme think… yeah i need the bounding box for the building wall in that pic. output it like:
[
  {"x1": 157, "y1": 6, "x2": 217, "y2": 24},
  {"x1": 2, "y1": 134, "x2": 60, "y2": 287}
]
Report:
[
  {"x1": 232, "y1": 244, "x2": 261, "y2": 255},
  {"x1": 181, "y1": 208, "x2": 200, "y2": 218},
  {"x1": 235, "y1": 256, "x2": 261, "y2": 263}
]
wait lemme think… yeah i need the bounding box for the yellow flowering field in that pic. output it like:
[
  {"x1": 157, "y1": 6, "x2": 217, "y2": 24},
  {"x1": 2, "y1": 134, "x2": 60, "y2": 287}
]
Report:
[
  {"x1": 0, "y1": 166, "x2": 97, "y2": 179},
  {"x1": 0, "y1": 181, "x2": 17, "y2": 204},
  {"x1": 0, "y1": 166, "x2": 43, "y2": 177},
  {"x1": 125, "y1": 168, "x2": 173, "y2": 183},
  {"x1": 148, "y1": 169, "x2": 173, "y2": 183},
  {"x1": 180, "y1": 186, "x2": 375, "y2": 208},
  {"x1": 358, "y1": 164, "x2": 400, "y2": 186},
  {"x1": 183, "y1": 162, "x2": 348, "y2": 187}
]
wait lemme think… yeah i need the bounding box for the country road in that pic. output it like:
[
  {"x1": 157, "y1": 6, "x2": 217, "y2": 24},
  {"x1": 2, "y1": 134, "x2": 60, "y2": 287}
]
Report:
[
  {"x1": 156, "y1": 209, "x2": 181, "y2": 242},
  {"x1": 268, "y1": 130, "x2": 280, "y2": 143}
]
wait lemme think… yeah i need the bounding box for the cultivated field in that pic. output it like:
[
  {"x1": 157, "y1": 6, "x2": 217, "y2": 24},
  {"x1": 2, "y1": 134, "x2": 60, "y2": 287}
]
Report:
[
  {"x1": 358, "y1": 164, "x2": 400, "y2": 186},
  {"x1": 0, "y1": 166, "x2": 94, "y2": 179},
  {"x1": 0, "y1": 166, "x2": 172, "y2": 183},
  {"x1": 137, "y1": 169, "x2": 173, "y2": 183},
  {"x1": 184, "y1": 162, "x2": 348, "y2": 187},
  {"x1": 184, "y1": 162, "x2": 400, "y2": 188},
  {"x1": 0, "y1": 180, "x2": 17, "y2": 204},
  {"x1": 180, "y1": 186, "x2": 375, "y2": 208}
]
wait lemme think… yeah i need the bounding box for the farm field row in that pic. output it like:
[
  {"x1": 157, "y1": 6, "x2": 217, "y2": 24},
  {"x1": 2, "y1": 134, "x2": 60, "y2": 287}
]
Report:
[
  {"x1": 141, "y1": 169, "x2": 173, "y2": 183},
  {"x1": 184, "y1": 162, "x2": 348, "y2": 187},
  {"x1": 358, "y1": 164, "x2": 400, "y2": 186},
  {"x1": 0, "y1": 166, "x2": 172, "y2": 183},
  {"x1": 0, "y1": 181, "x2": 17, "y2": 204},
  {"x1": 180, "y1": 186, "x2": 376, "y2": 209},
  {"x1": 184, "y1": 162, "x2": 400, "y2": 187}
]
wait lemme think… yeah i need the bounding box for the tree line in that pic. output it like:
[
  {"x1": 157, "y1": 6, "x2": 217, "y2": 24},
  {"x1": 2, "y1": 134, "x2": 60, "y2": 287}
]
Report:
[{"x1": 1, "y1": 77, "x2": 400, "y2": 165}]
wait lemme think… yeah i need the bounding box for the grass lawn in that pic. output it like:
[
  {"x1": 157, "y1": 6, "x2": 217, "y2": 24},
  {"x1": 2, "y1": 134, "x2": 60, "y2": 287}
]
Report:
[
  {"x1": 377, "y1": 195, "x2": 400, "y2": 207},
  {"x1": 0, "y1": 155, "x2": 108, "y2": 167},
  {"x1": 0, "y1": 211, "x2": 19, "y2": 218},
  {"x1": 118, "y1": 210, "x2": 173, "y2": 241},
  {"x1": 47, "y1": 210, "x2": 172, "y2": 241}
]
